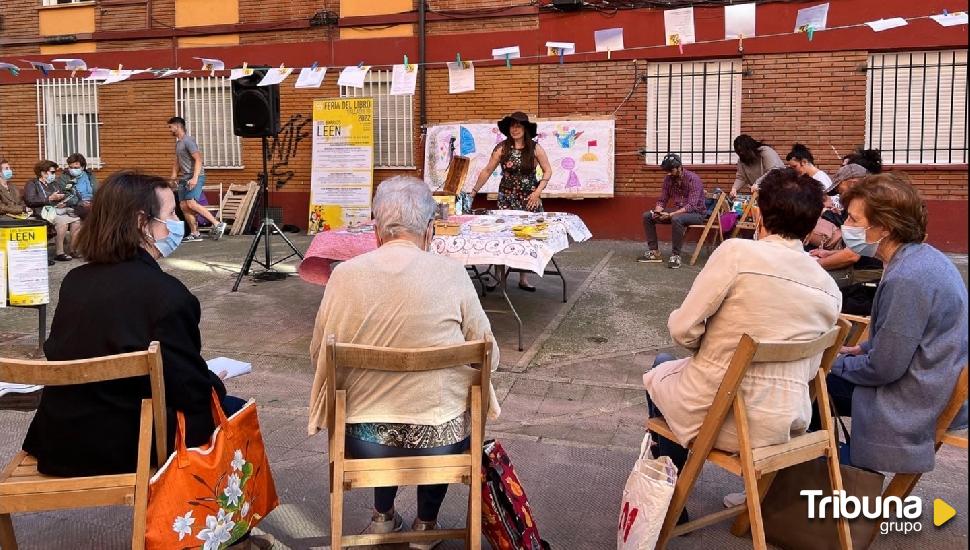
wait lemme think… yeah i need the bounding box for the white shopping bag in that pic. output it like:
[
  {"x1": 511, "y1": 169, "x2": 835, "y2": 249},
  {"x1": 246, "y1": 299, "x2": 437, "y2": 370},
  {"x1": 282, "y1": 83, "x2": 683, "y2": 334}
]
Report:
[{"x1": 618, "y1": 432, "x2": 678, "y2": 550}]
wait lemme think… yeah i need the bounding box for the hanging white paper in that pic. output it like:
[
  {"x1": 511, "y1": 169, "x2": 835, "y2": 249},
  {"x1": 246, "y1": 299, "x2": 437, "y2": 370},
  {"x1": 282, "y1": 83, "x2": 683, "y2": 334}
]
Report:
[
  {"x1": 160, "y1": 68, "x2": 190, "y2": 78},
  {"x1": 295, "y1": 67, "x2": 327, "y2": 88},
  {"x1": 102, "y1": 70, "x2": 134, "y2": 84},
  {"x1": 390, "y1": 64, "x2": 417, "y2": 96},
  {"x1": 725, "y1": 3, "x2": 757, "y2": 39},
  {"x1": 23, "y1": 60, "x2": 55, "y2": 73},
  {"x1": 492, "y1": 46, "x2": 521, "y2": 60},
  {"x1": 865, "y1": 18, "x2": 908, "y2": 32},
  {"x1": 795, "y1": 3, "x2": 829, "y2": 32},
  {"x1": 0, "y1": 63, "x2": 18, "y2": 72},
  {"x1": 52, "y1": 58, "x2": 87, "y2": 71},
  {"x1": 931, "y1": 12, "x2": 969, "y2": 27},
  {"x1": 194, "y1": 57, "x2": 225, "y2": 71},
  {"x1": 337, "y1": 65, "x2": 371, "y2": 88},
  {"x1": 594, "y1": 28, "x2": 624, "y2": 52},
  {"x1": 664, "y1": 7, "x2": 696, "y2": 45},
  {"x1": 85, "y1": 68, "x2": 110, "y2": 81},
  {"x1": 230, "y1": 67, "x2": 254, "y2": 80},
  {"x1": 258, "y1": 67, "x2": 293, "y2": 86},
  {"x1": 447, "y1": 61, "x2": 475, "y2": 94},
  {"x1": 545, "y1": 41, "x2": 576, "y2": 56}
]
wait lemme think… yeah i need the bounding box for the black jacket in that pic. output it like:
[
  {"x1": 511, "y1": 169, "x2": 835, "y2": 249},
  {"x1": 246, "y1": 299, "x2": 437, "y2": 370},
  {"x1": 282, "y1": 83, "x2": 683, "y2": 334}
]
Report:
[{"x1": 22, "y1": 248, "x2": 227, "y2": 476}]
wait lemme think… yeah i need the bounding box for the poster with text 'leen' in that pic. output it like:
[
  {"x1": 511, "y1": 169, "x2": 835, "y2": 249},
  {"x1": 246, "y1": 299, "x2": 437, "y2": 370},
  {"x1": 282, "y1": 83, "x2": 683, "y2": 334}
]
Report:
[
  {"x1": 309, "y1": 98, "x2": 374, "y2": 234},
  {"x1": 2, "y1": 225, "x2": 49, "y2": 306},
  {"x1": 424, "y1": 117, "x2": 614, "y2": 198}
]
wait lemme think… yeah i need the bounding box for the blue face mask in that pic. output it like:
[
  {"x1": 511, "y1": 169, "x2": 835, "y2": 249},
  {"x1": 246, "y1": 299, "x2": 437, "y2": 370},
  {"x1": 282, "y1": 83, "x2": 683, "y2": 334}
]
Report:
[
  {"x1": 152, "y1": 217, "x2": 184, "y2": 257},
  {"x1": 69, "y1": 168, "x2": 83, "y2": 178},
  {"x1": 1, "y1": 169, "x2": 11, "y2": 180},
  {"x1": 842, "y1": 225, "x2": 882, "y2": 258},
  {"x1": 45, "y1": 173, "x2": 56, "y2": 184}
]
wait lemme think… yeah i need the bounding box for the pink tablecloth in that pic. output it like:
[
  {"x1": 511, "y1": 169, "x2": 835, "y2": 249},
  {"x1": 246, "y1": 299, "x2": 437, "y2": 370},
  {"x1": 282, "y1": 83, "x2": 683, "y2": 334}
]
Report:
[{"x1": 297, "y1": 229, "x2": 378, "y2": 286}]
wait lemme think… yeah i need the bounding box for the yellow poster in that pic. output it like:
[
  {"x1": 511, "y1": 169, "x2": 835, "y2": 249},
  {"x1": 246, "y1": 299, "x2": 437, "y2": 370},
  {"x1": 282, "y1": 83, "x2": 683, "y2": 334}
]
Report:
[
  {"x1": 309, "y1": 98, "x2": 374, "y2": 233},
  {"x1": 3, "y1": 225, "x2": 50, "y2": 306}
]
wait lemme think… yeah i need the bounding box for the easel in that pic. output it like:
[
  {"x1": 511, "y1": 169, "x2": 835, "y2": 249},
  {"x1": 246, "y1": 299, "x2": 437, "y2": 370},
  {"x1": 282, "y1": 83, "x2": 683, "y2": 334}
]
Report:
[{"x1": 730, "y1": 190, "x2": 760, "y2": 238}]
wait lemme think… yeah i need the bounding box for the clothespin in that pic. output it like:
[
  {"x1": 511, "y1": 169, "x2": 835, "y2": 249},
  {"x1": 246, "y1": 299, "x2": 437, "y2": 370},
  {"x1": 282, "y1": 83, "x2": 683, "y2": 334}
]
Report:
[
  {"x1": 738, "y1": 34, "x2": 744, "y2": 54},
  {"x1": 678, "y1": 43, "x2": 684, "y2": 55},
  {"x1": 243, "y1": 62, "x2": 249, "y2": 72},
  {"x1": 943, "y1": 8, "x2": 949, "y2": 15},
  {"x1": 278, "y1": 62, "x2": 287, "y2": 74},
  {"x1": 311, "y1": 61, "x2": 319, "y2": 71},
  {"x1": 403, "y1": 55, "x2": 409, "y2": 70},
  {"x1": 116, "y1": 64, "x2": 123, "y2": 73},
  {"x1": 607, "y1": 49, "x2": 612, "y2": 60},
  {"x1": 505, "y1": 53, "x2": 512, "y2": 69},
  {"x1": 357, "y1": 61, "x2": 365, "y2": 69},
  {"x1": 456, "y1": 52, "x2": 462, "y2": 68},
  {"x1": 807, "y1": 24, "x2": 815, "y2": 41},
  {"x1": 209, "y1": 64, "x2": 216, "y2": 77},
  {"x1": 558, "y1": 49, "x2": 564, "y2": 65}
]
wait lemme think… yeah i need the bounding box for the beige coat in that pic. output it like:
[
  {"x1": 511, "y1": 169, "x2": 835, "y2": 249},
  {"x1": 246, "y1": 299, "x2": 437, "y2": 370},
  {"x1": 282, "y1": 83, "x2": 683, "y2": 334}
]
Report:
[
  {"x1": 308, "y1": 240, "x2": 500, "y2": 435},
  {"x1": 643, "y1": 236, "x2": 841, "y2": 452}
]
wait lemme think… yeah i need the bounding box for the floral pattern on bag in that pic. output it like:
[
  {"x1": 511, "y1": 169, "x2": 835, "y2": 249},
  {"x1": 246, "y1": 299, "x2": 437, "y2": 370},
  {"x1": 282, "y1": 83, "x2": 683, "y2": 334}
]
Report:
[{"x1": 167, "y1": 449, "x2": 266, "y2": 550}]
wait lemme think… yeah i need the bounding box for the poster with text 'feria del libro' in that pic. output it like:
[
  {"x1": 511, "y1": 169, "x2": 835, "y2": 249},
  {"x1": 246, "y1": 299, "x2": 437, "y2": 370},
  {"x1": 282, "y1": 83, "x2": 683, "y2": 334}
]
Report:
[
  {"x1": 308, "y1": 98, "x2": 374, "y2": 234},
  {"x1": 0, "y1": 225, "x2": 50, "y2": 307}
]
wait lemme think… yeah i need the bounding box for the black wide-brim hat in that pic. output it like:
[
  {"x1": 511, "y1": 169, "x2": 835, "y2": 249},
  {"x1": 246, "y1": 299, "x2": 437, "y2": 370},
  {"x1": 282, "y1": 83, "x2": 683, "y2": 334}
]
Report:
[{"x1": 497, "y1": 111, "x2": 538, "y2": 138}]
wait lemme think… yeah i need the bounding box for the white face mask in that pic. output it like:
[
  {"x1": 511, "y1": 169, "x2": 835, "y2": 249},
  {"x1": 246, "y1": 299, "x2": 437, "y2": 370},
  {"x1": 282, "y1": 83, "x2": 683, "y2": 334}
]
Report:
[{"x1": 842, "y1": 225, "x2": 883, "y2": 257}]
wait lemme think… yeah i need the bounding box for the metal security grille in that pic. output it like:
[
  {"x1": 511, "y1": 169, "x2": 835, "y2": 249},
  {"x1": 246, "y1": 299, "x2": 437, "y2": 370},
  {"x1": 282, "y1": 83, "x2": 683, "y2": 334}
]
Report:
[
  {"x1": 175, "y1": 77, "x2": 243, "y2": 169},
  {"x1": 42, "y1": 0, "x2": 84, "y2": 5},
  {"x1": 36, "y1": 78, "x2": 102, "y2": 167},
  {"x1": 866, "y1": 50, "x2": 968, "y2": 164},
  {"x1": 645, "y1": 60, "x2": 742, "y2": 166},
  {"x1": 340, "y1": 70, "x2": 415, "y2": 168}
]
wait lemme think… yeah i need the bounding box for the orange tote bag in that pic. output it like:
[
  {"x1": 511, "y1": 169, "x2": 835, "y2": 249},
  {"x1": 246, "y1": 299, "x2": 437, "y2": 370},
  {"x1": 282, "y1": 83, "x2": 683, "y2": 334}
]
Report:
[{"x1": 146, "y1": 392, "x2": 278, "y2": 550}]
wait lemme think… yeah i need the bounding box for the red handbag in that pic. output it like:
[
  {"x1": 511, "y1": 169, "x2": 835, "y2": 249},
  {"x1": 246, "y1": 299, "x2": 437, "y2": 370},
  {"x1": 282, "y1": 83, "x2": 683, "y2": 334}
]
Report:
[
  {"x1": 145, "y1": 392, "x2": 278, "y2": 549},
  {"x1": 482, "y1": 439, "x2": 551, "y2": 550}
]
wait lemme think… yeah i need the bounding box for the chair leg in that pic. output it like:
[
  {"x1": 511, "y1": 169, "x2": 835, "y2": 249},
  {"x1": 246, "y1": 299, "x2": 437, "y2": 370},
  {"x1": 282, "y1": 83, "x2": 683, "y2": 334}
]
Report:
[
  {"x1": 0, "y1": 514, "x2": 17, "y2": 550},
  {"x1": 825, "y1": 451, "x2": 853, "y2": 550},
  {"x1": 730, "y1": 471, "x2": 776, "y2": 537},
  {"x1": 655, "y1": 450, "x2": 705, "y2": 549},
  {"x1": 690, "y1": 226, "x2": 712, "y2": 266},
  {"x1": 737, "y1": 456, "x2": 768, "y2": 549},
  {"x1": 883, "y1": 472, "x2": 922, "y2": 500},
  {"x1": 330, "y1": 477, "x2": 344, "y2": 550}
]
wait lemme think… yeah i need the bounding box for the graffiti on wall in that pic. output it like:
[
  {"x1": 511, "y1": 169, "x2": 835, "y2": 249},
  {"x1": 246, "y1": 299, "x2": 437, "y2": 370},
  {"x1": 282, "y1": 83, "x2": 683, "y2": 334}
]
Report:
[{"x1": 264, "y1": 113, "x2": 312, "y2": 188}]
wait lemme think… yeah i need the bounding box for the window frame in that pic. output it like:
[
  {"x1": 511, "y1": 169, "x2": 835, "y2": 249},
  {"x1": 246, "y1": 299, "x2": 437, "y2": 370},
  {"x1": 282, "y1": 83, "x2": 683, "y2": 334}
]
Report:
[
  {"x1": 865, "y1": 49, "x2": 968, "y2": 165},
  {"x1": 644, "y1": 59, "x2": 742, "y2": 166},
  {"x1": 339, "y1": 69, "x2": 416, "y2": 169},
  {"x1": 35, "y1": 78, "x2": 103, "y2": 168},
  {"x1": 174, "y1": 76, "x2": 244, "y2": 170}
]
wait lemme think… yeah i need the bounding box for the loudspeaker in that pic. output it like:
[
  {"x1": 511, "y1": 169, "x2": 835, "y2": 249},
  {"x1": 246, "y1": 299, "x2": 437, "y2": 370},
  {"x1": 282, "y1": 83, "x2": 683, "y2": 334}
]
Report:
[{"x1": 232, "y1": 68, "x2": 281, "y2": 137}]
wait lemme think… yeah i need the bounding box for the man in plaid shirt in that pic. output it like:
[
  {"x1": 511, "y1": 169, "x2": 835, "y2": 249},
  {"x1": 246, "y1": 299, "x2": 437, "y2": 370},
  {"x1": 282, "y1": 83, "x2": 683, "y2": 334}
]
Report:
[{"x1": 638, "y1": 153, "x2": 706, "y2": 269}]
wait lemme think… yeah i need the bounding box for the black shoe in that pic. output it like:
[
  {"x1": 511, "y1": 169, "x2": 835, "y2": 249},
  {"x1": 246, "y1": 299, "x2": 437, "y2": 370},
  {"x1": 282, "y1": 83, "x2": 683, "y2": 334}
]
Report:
[
  {"x1": 518, "y1": 282, "x2": 537, "y2": 292},
  {"x1": 54, "y1": 253, "x2": 73, "y2": 262}
]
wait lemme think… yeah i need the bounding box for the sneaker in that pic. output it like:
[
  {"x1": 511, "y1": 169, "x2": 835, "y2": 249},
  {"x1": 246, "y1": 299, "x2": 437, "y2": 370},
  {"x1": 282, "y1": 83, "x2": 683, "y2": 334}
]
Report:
[
  {"x1": 184, "y1": 233, "x2": 203, "y2": 242},
  {"x1": 667, "y1": 254, "x2": 682, "y2": 269},
  {"x1": 723, "y1": 491, "x2": 746, "y2": 508},
  {"x1": 409, "y1": 519, "x2": 442, "y2": 550},
  {"x1": 636, "y1": 250, "x2": 663, "y2": 263},
  {"x1": 211, "y1": 222, "x2": 228, "y2": 241},
  {"x1": 362, "y1": 510, "x2": 404, "y2": 535}
]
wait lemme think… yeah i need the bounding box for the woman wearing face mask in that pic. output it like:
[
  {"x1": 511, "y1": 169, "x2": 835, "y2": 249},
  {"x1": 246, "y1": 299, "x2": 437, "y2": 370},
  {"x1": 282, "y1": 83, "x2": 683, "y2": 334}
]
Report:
[
  {"x1": 24, "y1": 159, "x2": 81, "y2": 261},
  {"x1": 0, "y1": 159, "x2": 31, "y2": 221},
  {"x1": 817, "y1": 173, "x2": 968, "y2": 474},
  {"x1": 56, "y1": 153, "x2": 98, "y2": 220},
  {"x1": 22, "y1": 171, "x2": 245, "y2": 475}
]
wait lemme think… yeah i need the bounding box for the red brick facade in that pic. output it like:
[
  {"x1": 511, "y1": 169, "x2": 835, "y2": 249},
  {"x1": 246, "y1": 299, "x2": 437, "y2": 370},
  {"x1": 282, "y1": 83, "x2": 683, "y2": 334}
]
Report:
[{"x1": 0, "y1": 0, "x2": 966, "y2": 249}]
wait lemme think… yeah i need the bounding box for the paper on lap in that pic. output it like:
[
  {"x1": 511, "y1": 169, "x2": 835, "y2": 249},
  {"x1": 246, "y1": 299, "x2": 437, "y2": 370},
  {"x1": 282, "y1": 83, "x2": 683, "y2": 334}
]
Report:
[
  {"x1": 206, "y1": 357, "x2": 252, "y2": 380},
  {"x1": 0, "y1": 382, "x2": 43, "y2": 397}
]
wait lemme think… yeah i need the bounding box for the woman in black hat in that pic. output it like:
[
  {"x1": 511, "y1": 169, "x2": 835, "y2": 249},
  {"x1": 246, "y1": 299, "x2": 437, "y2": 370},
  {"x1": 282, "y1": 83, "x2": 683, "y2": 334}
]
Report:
[
  {"x1": 471, "y1": 111, "x2": 553, "y2": 212},
  {"x1": 471, "y1": 111, "x2": 553, "y2": 290}
]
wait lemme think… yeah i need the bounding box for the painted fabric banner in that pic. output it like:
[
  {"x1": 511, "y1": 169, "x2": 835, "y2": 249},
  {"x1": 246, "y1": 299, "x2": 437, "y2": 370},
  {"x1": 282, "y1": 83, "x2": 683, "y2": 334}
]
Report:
[
  {"x1": 308, "y1": 98, "x2": 374, "y2": 234},
  {"x1": 425, "y1": 118, "x2": 615, "y2": 198}
]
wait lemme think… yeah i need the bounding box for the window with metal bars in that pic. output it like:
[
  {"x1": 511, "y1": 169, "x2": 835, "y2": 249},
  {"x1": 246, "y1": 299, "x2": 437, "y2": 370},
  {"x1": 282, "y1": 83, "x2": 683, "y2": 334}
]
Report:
[
  {"x1": 645, "y1": 60, "x2": 742, "y2": 166},
  {"x1": 42, "y1": 0, "x2": 86, "y2": 5},
  {"x1": 340, "y1": 70, "x2": 415, "y2": 168},
  {"x1": 866, "y1": 50, "x2": 968, "y2": 165},
  {"x1": 36, "y1": 78, "x2": 102, "y2": 167},
  {"x1": 175, "y1": 77, "x2": 243, "y2": 169}
]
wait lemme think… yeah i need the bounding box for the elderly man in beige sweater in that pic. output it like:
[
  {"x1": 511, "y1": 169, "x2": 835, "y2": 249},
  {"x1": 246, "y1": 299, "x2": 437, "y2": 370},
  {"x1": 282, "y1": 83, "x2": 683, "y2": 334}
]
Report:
[{"x1": 308, "y1": 176, "x2": 500, "y2": 542}]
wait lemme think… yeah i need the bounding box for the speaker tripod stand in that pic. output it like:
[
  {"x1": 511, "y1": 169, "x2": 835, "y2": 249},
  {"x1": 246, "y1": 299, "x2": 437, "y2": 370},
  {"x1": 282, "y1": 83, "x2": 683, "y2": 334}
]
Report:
[{"x1": 231, "y1": 136, "x2": 304, "y2": 292}]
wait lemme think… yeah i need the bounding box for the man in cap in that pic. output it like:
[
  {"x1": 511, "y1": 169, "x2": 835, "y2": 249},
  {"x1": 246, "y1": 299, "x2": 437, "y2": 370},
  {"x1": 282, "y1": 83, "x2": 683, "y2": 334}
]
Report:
[
  {"x1": 812, "y1": 163, "x2": 878, "y2": 271},
  {"x1": 638, "y1": 153, "x2": 706, "y2": 269}
]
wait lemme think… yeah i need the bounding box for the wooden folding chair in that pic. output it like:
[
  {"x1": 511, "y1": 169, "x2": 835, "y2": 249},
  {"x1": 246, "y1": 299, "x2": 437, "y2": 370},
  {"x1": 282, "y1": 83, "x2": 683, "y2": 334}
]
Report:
[
  {"x1": 0, "y1": 342, "x2": 167, "y2": 550},
  {"x1": 839, "y1": 313, "x2": 872, "y2": 347},
  {"x1": 730, "y1": 191, "x2": 760, "y2": 238},
  {"x1": 326, "y1": 335, "x2": 491, "y2": 549},
  {"x1": 687, "y1": 192, "x2": 731, "y2": 266},
  {"x1": 648, "y1": 320, "x2": 852, "y2": 550}
]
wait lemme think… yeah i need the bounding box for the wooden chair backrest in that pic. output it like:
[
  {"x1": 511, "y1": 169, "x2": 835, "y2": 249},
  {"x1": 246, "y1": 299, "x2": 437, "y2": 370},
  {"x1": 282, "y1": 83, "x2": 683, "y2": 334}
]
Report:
[
  {"x1": 325, "y1": 335, "x2": 492, "y2": 435},
  {"x1": 0, "y1": 342, "x2": 168, "y2": 464},
  {"x1": 839, "y1": 313, "x2": 872, "y2": 347},
  {"x1": 936, "y1": 365, "x2": 969, "y2": 447},
  {"x1": 689, "y1": 321, "x2": 848, "y2": 457}
]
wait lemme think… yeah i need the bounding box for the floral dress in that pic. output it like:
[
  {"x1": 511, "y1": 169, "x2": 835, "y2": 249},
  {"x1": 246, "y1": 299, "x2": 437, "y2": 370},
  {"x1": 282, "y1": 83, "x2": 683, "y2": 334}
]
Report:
[{"x1": 497, "y1": 147, "x2": 543, "y2": 212}]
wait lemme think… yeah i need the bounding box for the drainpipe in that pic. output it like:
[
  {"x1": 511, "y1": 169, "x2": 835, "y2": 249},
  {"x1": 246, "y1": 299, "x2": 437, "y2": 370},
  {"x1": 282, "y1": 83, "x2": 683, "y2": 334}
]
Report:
[{"x1": 418, "y1": 0, "x2": 427, "y2": 130}]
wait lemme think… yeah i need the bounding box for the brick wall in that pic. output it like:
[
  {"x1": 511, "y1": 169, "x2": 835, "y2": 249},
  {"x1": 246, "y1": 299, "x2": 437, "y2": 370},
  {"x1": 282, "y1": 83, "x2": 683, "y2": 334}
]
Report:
[
  {"x1": 98, "y1": 80, "x2": 177, "y2": 175},
  {"x1": 0, "y1": 0, "x2": 39, "y2": 47},
  {"x1": 98, "y1": 5, "x2": 148, "y2": 33},
  {"x1": 0, "y1": 84, "x2": 40, "y2": 173},
  {"x1": 426, "y1": 16, "x2": 538, "y2": 35},
  {"x1": 741, "y1": 52, "x2": 869, "y2": 177},
  {"x1": 152, "y1": 0, "x2": 176, "y2": 28}
]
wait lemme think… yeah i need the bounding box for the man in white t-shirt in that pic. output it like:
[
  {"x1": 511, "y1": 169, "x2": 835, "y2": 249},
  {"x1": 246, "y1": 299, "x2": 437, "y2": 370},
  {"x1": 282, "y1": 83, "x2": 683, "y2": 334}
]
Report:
[{"x1": 786, "y1": 143, "x2": 832, "y2": 192}]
